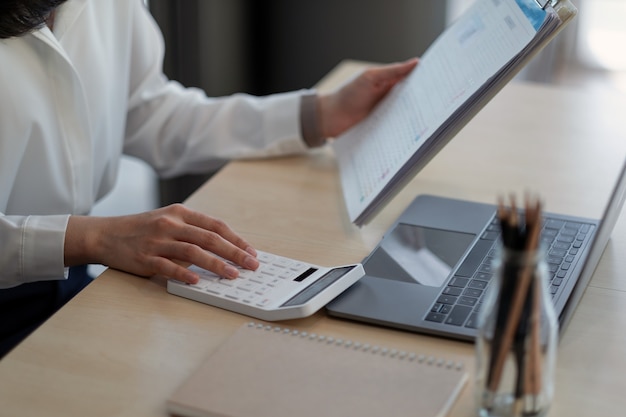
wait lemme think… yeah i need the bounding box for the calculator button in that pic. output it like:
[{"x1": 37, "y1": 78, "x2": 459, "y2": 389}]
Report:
[
  {"x1": 272, "y1": 258, "x2": 293, "y2": 268},
  {"x1": 278, "y1": 272, "x2": 293, "y2": 279},
  {"x1": 217, "y1": 279, "x2": 233, "y2": 287},
  {"x1": 257, "y1": 253, "x2": 275, "y2": 263},
  {"x1": 260, "y1": 268, "x2": 278, "y2": 277},
  {"x1": 242, "y1": 293, "x2": 260, "y2": 303},
  {"x1": 263, "y1": 265, "x2": 281, "y2": 275},
  {"x1": 266, "y1": 278, "x2": 282, "y2": 287},
  {"x1": 256, "y1": 298, "x2": 271, "y2": 307},
  {"x1": 225, "y1": 288, "x2": 247, "y2": 299},
  {"x1": 255, "y1": 286, "x2": 271, "y2": 295},
  {"x1": 238, "y1": 269, "x2": 255, "y2": 279},
  {"x1": 189, "y1": 282, "x2": 207, "y2": 290},
  {"x1": 289, "y1": 262, "x2": 306, "y2": 271},
  {"x1": 236, "y1": 283, "x2": 254, "y2": 292}
]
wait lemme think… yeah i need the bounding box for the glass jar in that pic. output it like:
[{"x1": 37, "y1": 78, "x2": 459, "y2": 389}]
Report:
[{"x1": 474, "y1": 248, "x2": 558, "y2": 417}]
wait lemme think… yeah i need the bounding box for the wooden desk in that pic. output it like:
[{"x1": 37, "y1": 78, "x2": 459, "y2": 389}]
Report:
[{"x1": 1, "y1": 61, "x2": 626, "y2": 416}]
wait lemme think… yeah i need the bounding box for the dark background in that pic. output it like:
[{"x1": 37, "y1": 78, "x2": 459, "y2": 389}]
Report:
[{"x1": 147, "y1": 1, "x2": 449, "y2": 204}]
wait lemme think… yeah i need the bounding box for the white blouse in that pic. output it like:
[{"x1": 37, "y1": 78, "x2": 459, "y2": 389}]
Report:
[{"x1": 0, "y1": 0, "x2": 310, "y2": 288}]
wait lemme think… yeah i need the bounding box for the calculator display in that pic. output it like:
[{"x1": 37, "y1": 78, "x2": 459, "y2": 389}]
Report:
[{"x1": 281, "y1": 266, "x2": 355, "y2": 307}]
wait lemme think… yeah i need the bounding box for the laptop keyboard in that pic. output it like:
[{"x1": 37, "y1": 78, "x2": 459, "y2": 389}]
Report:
[{"x1": 425, "y1": 215, "x2": 594, "y2": 329}]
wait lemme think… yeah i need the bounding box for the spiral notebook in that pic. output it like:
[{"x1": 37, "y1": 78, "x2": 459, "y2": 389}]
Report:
[{"x1": 167, "y1": 322, "x2": 468, "y2": 417}]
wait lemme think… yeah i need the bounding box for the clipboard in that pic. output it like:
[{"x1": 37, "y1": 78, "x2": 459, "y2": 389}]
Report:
[
  {"x1": 332, "y1": 0, "x2": 578, "y2": 226},
  {"x1": 535, "y1": 0, "x2": 564, "y2": 9}
]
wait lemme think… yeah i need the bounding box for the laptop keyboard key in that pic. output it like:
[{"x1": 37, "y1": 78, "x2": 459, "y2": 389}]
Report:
[
  {"x1": 477, "y1": 263, "x2": 494, "y2": 274},
  {"x1": 545, "y1": 219, "x2": 566, "y2": 230},
  {"x1": 445, "y1": 305, "x2": 472, "y2": 326},
  {"x1": 463, "y1": 288, "x2": 482, "y2": 298},
  {"x1": 457, "y1": 296, "x2": 478, "y2": 307},
  {"x1": 449, "y1": 277, "x2": 470, "y2": 288},
  {"x1": 425, "y1": 312, "x2": 446, "y2": 323},
  {"x1": 465, "y1": 312, "x2": 480, "y2": 329},
  {"x1": 443, "y1": 286, "x2": 463, "y2": 296},
  {"x1": 481, "y1": 231, "x2": 499, "y2": 240},
  {"x1": 553, "y1": 241, "x2": 570, "y2": 251},
  {"x1": 455, "y1": 239, "x2": 494, "y2": 277},
  {"x1": 468, "y1": 279, "x2": 488, "y2": 290},
  {"x1": 436, "y1": 295, "x2": 458, "y2": 305},
  {"x1": 474, "y1": 272, "x2": 492, "y2": 281}
]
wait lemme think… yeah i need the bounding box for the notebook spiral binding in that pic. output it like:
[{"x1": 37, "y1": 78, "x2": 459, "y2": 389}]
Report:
[{"x1": 247, "y1": 322, "x2": 465, "y2": 371}]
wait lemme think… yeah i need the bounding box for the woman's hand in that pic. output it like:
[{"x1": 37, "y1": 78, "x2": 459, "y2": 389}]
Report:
[
  {"x1": 318, "y1": 58, "x2": 418, "y2": 139},
  {"x1": 64, "y1": 204, "x2": 259, "y2": 284}
]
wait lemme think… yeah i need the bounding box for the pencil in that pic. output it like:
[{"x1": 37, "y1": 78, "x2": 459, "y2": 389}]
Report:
[
  {"x1": 485, "y1": 197, "x2": 519, "y2": 395},
  {"x1": 525, "y1": 262, "x2": 543, "y2": 413},
  {"x1": 487, "y1": 197, "x2": 542, "y2": 396}
]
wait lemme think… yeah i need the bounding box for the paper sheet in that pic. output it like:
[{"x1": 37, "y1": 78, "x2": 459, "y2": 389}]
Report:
[{"x1": 333, "y1": 0, "x2": 553, "y2": 225}]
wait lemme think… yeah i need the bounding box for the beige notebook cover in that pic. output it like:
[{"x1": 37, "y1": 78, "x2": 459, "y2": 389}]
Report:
[{"x1": 167, "y1": 323, "x2": 468, "y2": 417}]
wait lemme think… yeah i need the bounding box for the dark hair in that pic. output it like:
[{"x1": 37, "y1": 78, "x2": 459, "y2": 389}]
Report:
[{"x1": 0, "y1": 0, "x2": 67, "y2": 39}]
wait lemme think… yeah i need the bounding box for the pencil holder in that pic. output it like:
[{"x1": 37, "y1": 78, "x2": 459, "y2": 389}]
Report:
[{"x1": 474, "y1": 247, "x2": 558, "y2": 417}]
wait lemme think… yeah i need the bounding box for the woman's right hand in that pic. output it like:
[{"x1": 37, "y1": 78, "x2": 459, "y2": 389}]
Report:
[{"x1": 64, "y1": 204, "x2": 259, "y2": 284}]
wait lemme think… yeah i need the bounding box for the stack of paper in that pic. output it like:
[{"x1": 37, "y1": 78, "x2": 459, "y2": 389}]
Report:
[{"x1": 332, "y1": 0, "x2": 577, "y2": 226}]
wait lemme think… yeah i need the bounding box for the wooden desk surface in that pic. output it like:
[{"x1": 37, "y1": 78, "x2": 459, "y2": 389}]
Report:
[{"x1": 1, "y1": 61, "x2": 626, "y2": 417}]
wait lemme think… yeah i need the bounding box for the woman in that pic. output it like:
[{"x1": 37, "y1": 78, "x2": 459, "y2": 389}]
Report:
[{"x1": 0, "y1": 0, "x2": 417, "y2": 356}]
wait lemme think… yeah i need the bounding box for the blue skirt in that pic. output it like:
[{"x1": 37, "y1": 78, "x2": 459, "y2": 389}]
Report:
[{"x1": 0, "y1": 265, "x2": 93, "y2": 359}]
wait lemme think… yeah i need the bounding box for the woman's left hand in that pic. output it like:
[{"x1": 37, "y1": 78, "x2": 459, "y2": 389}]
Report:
[{"x1": 318, "y1": 58, "x2": 418, "y2": 139}]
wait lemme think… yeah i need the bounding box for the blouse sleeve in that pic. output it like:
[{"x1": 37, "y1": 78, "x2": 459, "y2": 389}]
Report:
[
  {"x1": 0, "y1": 214, "x2": 69, "y2": 288},
  {"x1": 122, "y1": 1, "x2": 312, "y2": 179}
]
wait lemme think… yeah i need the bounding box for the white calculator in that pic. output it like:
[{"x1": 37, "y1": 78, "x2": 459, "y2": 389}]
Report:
[{"x1": 167, "y1": 250, "x2": 365, "y2": 321}]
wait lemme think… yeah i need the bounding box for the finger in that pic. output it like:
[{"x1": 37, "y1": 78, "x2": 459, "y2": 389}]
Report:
[
  {"x1": 366, "y1": 58, "x2": 419, "y2": 88},
  {"x1": 185, "y1": 221, "x2": 259, "y2": 269},
  {"x1": 180, "y1": 207, "x2": 255, "y2": 254},
  {"x1": 170, "y1": 224, "x2": 260, "y2": 273},
  {"x1": 154, "y1": 206, "x2": 258, "y2": 272},
  {"x1": 390, "y1": 57, "x2": 419, "y2": 74},
  {"x1": 156, "y1": 204, "x2": 257, "y2": 262},
  {"x1": 373, "y1": 58, "x2": 418, "y2": 79},
  {"x1": 157, "y1": 240, "x2": 245, "y2": 280},
  {"x1": 147, "y1": 255, "x2": 202, "y2": 284}
]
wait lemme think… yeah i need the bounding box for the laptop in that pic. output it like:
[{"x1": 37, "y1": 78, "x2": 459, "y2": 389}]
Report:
[{"x1": 326, "y1": 156, "x2": 626, "y2": 341}]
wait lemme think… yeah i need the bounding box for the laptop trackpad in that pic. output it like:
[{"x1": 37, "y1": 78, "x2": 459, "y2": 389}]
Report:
[
  {"x1": 364, "y1": 222, "x2": 476, "y2": 287},
  {"x1": 327, "y1": 275, "x2": 439, "y2": 326}
]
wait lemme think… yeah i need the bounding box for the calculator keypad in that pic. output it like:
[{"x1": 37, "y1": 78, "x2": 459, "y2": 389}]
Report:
[{"x1": 186, "y1": 251, "x2": 314, "y2": 308}]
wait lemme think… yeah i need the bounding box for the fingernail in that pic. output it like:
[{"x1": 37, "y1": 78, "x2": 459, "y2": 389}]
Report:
[
  {"x1": 186, "y1": 273, "x2": 199, "y2": 284},
  {"x1": 224, "y1": 265, "x2": 239, "y2": 279},
  {"x1": 245, "y1": 246, "x2": 257, "y2": 256},
  {"x1": 244, "y1": 256, "x2": 259, "y2": 270}
]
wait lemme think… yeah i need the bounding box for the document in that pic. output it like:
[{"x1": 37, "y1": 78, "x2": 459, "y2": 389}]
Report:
[{"x1": 332, "y1": 0, "x2": 569, "y2": 226}]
